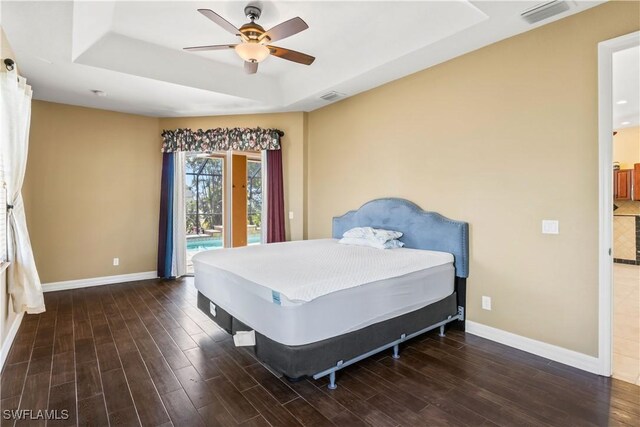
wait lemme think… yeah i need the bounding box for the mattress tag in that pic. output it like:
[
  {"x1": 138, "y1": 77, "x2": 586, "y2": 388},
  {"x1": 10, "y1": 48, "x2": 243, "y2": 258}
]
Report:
[
  {"x1": 272, "y1": 290, "x2": 281, "y2": 305},
  {"x1": 209, "y1": 302, "x2": 217, "y2": 317},
  {"x1": 233, "y1": 330, "x2": 256, "y2": 347}
]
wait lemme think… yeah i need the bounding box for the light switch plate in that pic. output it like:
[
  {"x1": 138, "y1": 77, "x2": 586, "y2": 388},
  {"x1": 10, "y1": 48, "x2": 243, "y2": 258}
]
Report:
[
  {"x1": 542, "y1": 220, "x2": 559, "y2": 234},
  {"x1": 289, "y1": 211, "x2": 294, "y2": 219},
  {"x1": 113, "y1": 257, "x2": 119, "y2": 266}
]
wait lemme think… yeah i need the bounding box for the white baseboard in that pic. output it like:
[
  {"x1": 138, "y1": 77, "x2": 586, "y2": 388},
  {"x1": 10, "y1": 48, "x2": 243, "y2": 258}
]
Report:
[
  {"x1": 1, "y1": 311, "x2": 25, "y2": 369},
  {"x1": 42, "y1": 271, "x2": 158, "y2": 292},
  {"x1": 466, "y1": 321, "x2": 601, "y2": 375}
]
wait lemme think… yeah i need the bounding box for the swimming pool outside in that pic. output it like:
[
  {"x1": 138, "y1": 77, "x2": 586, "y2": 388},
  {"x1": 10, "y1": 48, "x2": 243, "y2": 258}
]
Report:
[
  {"x1": 187, "y1": 235, "x2": 261, "y2": 251},
  {"x1": 186, "y1": 234, "x2": 262, "y2": 274}
]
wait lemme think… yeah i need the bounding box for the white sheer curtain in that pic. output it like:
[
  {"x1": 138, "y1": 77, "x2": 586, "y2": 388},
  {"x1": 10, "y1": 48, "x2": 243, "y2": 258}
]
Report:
[
  {"x1": 1, "y1": 69, "x2": 44, "y2": 314},
  {"x1": 171, "y1": 152, "x2": 186, "y2": 277}
]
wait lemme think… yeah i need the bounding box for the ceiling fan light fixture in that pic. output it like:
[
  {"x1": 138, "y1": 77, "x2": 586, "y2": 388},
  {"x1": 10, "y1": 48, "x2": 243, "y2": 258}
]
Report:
[
  {"x1": 188, "y1": 7, "x2": 314, "y2": 73},
  {"x1": 235, "y1": 42, "x2": 270, "y2": 63}
]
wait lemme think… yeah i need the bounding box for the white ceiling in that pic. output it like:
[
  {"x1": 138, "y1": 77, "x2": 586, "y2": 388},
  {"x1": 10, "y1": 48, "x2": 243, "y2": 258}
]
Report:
[
  {"x1": 613, "y1": 46, "x2": 640, "y2": 130},
  {"x1": 1, "y1": 1, "x2": 605, "y2": 117}
]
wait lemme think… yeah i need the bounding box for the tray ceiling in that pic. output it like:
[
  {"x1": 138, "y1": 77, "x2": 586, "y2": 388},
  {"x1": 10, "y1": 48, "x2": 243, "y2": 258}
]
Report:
[{"x1": 1, "y1": 1, "x2": 604, "y2": 117}]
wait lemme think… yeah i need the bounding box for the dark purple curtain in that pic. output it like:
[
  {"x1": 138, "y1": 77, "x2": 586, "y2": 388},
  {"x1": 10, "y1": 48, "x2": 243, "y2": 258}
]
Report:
[{"x1": 266, "y1": 149, "x2": 285, "y2": 243}]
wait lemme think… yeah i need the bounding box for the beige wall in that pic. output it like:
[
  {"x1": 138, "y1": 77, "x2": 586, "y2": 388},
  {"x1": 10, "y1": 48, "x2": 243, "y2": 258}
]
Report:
[
  {"x1": 24, "y1": 101, "x2": 161, "y2": 283},
  {"x1": 23, "y1": 109, "x2": 307, "y2": 285},
  {"x1": 159, "y1": 113, "x2": 307, "y2": 242},
  {"x1": 1, "y1": 26, "x2": 19, "y2": 351},
  {"x1": 306, "y1": 1, "x2": 640, "y2": 357},
  {"x1": 613, "y1": 126, "x2": 640, "y2": 169}
]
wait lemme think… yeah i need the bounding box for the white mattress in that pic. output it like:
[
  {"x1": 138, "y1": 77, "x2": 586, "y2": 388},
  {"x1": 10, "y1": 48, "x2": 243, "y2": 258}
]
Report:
[
  {"x1": 192, "y1": 238, "x2": 453, "y2": 302},
  {"x1": 193, "y1": 239, "x2": 455, "y2": 346}
]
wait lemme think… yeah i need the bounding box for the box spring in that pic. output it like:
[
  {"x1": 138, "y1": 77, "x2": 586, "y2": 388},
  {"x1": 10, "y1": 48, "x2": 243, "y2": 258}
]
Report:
[{"x1": 197, "y1": 291, "x2": 458, "y2": 379}]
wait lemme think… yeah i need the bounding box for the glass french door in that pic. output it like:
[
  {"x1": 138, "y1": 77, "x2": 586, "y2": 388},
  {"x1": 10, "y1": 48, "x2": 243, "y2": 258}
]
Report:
[
  {"x1": 247, "y1": 158, "x2": 262, "y2": 245},
  {"x1": 184, "y1": 152, "x2": 263, "y2": 274},
  {"x1": 185, "y1": 153, "x2": 225, "y2": 273}
]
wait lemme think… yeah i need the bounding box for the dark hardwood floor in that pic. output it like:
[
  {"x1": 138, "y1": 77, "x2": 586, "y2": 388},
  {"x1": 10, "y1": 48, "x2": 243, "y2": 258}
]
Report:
[{"x1": 1, "y1": 278, "x2": 638, "y2": 427}]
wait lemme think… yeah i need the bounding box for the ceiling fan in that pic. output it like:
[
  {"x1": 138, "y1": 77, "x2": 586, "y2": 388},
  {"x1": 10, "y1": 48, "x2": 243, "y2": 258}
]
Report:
[{"x1": 184, "y1": 5, "x2": 315, "y2": 74}]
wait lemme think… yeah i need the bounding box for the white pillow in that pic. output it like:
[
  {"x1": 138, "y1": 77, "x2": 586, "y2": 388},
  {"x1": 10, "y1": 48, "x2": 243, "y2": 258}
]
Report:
[
  {"x1": 343, "y1": 227, "x2": 403, "y2": 243},
  {"x1": 382, "y1": 239, "x2": 404, "y2": 249},
  {"x1": 339, "y1": 237, "x2": 405, "y2": 250}
]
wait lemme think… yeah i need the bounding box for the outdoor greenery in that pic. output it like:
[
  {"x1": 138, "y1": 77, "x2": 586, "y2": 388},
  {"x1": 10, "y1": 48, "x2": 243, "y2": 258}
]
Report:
[
  {"x1": 247, "y1": 160, "x2": 262, "y2": 227},
  {"x1": 185, "y1": 155, "x2": 223, "y2": 235},
  {"x1": 185, "y1": 155, "x2": 262, "y2": 235}
]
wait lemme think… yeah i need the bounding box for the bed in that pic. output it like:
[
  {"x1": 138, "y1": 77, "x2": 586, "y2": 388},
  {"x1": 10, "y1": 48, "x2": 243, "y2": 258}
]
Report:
[{"x1": 193, "y1": 198, "x2": 469, "y2": 389}]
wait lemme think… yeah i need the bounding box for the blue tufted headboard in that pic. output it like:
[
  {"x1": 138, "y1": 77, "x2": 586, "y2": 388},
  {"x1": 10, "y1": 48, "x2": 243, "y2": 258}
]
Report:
[{"x1": 332, "y1": 198, "x2": 469, "y2": 278}]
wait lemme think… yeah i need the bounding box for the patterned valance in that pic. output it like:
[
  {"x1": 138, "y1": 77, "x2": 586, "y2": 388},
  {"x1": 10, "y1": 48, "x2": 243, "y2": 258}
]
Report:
[{"x1": 161, "y1": 127, "x2": 283, "y2": 153}]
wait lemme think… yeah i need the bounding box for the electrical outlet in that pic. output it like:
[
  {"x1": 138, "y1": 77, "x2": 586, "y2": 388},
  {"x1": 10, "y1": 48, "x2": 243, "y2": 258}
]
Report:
[
  {"x1": 482, "y1": 296, "x2": 492, "y2": 311},
  {"x1": 289, "y1": 211, "x2": 294, "y2": 219},
  {"x1": 542, "y1": 220, "x2": 559, "y2": 234},
  {"x1": 113, "y1": 257, "x2": 119, "y2": 266}
]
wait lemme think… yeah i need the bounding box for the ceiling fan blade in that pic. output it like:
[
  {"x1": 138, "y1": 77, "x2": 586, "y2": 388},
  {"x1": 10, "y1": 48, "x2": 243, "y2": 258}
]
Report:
[
  {"x1": 198, "y1": 9, "x2": 241, "y2": 37},
  {"x1": 268, "y1": 46, "x2": 315, "y2": 65},
  {"x1": 261, "y1": 17, "x2": 308, "y2": 43},
  {"x1": 183, "y1": 44, "x2": 236, "y2": 52},
  {"x1": 244, "y1": 61, "x2": 258, "y2": 74}
]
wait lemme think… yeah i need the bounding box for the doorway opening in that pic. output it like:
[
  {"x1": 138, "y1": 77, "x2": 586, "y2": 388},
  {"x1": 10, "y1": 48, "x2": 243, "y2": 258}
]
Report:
[
  {"x1": 597, "y1": 31, "x2": 640, "y2": 381},
  {"x1": 611, "y1": 45, "x2": 640, "y2": 385}
]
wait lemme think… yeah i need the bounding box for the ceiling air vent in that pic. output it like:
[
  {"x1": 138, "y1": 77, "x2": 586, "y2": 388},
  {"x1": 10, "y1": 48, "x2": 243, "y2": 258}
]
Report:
[
  {"x1": 521, "y1": 1, "x2": 570, "y2": 24},
  {"x1": 320, "y1": 91, "x2": 346, "y2": 102}
]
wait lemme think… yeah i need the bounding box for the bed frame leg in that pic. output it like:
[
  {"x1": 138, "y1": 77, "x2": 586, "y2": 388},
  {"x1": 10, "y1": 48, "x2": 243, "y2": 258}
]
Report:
[
  {"x1": 328, "y1": 372, "x2": 337, "y2": 390},
  {"x1": 392, "y1": 344, "x2": 400, "y2": 359},
  {"x1": 439, "y1": 325, "x2": 446, "y2": 337}
]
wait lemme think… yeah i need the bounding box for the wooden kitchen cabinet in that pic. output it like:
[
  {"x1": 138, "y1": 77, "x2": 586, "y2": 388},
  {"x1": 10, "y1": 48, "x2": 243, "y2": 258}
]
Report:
[
  {"x1": 634, "y1": 163, "x2": 640, "y2": 201},
  {"x1": 614, "y1": 169, "x2": 632, "y2": 200}
]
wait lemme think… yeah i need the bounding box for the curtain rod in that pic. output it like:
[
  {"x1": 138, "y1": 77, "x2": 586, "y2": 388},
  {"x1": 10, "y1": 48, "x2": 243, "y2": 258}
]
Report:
[{"x1": 2, "y1": 58, "x2": 24, "y2": 83}]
